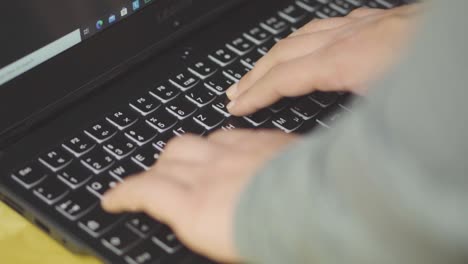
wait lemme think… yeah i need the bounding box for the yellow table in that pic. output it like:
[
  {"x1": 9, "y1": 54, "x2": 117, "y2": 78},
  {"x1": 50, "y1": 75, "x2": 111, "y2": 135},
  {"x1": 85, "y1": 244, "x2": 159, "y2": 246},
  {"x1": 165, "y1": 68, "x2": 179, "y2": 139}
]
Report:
[{"x1": 0, "y1": 202, "x2": 101, "y2": 264}]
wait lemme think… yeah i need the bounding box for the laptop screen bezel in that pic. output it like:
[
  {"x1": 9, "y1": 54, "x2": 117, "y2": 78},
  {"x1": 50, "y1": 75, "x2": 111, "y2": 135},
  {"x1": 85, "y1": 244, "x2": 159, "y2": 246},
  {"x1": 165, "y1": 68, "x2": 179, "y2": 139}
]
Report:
[{"x1": 0, "y1": 0, "x2": 242, "y2": 144}]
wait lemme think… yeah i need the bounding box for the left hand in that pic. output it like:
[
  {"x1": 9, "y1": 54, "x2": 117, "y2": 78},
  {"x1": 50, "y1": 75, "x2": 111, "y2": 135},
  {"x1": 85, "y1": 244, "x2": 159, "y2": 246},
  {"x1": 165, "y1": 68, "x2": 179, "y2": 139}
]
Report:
[{"x1": 102, "y1": 130, "x2": 298, "y2": 262}]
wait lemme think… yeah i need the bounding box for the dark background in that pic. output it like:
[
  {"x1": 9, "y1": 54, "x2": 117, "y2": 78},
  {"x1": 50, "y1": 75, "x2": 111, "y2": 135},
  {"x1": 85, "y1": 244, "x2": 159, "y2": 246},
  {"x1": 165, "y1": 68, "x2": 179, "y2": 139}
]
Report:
[{"x1": 1, "y1": 0, "x2": 136, "y2": 69}]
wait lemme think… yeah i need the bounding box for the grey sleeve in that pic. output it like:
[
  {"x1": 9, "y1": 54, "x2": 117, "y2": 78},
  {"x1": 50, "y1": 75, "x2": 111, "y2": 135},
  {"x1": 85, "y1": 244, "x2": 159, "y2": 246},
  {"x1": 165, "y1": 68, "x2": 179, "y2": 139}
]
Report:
[{"x1": 235, "y1": 2, "x2": 468, "y2": 264}]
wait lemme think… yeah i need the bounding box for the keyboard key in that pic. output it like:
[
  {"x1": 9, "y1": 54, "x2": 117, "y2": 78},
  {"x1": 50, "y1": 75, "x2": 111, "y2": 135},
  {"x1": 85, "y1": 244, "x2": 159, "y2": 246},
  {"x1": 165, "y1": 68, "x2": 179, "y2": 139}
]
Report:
[
  {"x1": 241, "y1": 50, "x2": 263, "y2": 69},
  {"x1": 62, "y1": 133, "x2": 96, "y2": 157},
  {"x1": 212, "y1": 95, "x2": 232, "y2": 117},
  {"x1": 244, "y1": 109, "x2": 272, "y2": 126},
  {"x1": 222, "y1": 117, "x2": 252, "y2": 131},
  {"x1": 131, "y1": 145, "x2": 159, "y2": 170},
  {"x1": 375, "y1": 0, "x2": 400, "y2": 8},
  {"x1": 258, "y1": 38, "x2": 277, "y2": 55},
  {"x1": 102, "y1": 225, "x2": 142, "y2": 255},
  {"x1": 124, "y1": 241, "x2": 168, "y2": 264},
  {"x1": 81, "y1": 148, "x2": 115, "y2": 174},
  {"x1": 146, "y1": 109, "x2": 178, "y2": 133},
  {"x1": 130, "y1": 94, "x2": 162, "y2": 116},
  {"x1": 12, "y1": 163, "x2": 48, "y2": 189},
  {"x1": 204, "y1": 72, "x2": 236, "y2": 95},
  {"x1": 79, "y1": 206, "x2": 124, "y2": 237},
  {"x1": 125, "y1": 122, "x2": 158, "y2": 146},
  {"x1": 56, "y1": 191, "x2": 98, "y2": 221},
  {"x1": 87, "y1": 174, "x2": 121, "y2": 198},
  {"x1": 278, "y1": 4, "x2": 308, "y2": 23},
  {"x1": 33, "y1": 177, "x2": 69, "y2": 205},
  {"x1": 193, "y1": 108, "x2": 226, "y2": 130},
  {"x1": 126, "y1": 214, "x2": 161, "y2": 238},
  {"x1": 223, "y1": 61, "x2": 250, "y2": 81},
  {"x1": 208, "y1": 48, "x2": 238, "y2": 67},
  {"x1": 166, "y1": 97, "x2": 198, "y2": 120},
  {"x1": 57, "y1": 162, "x2": 93, "y2": 189},
  {"x1": 173, "y1": 119, "x2": 206, "y2": 137},
  {"x1": 345, "y1": 0, "x2": 366, "y2": 6},
  {"x1": 269, "y1": 98, "x2": 293, "y2": 113},
  {"x1": 150, "y1": 83, "x2": 181, "y2": 103},
  {"x1": 226, "y1": 36, "x2": 255, "y2": 56},
  {"x1": 152, "y1": 226, "x2": 182, "y2": 254},
  {"x1": 109, "y1": 160, "x2": 143, "y2": 180},
  {"x1": 316, "y1": 108, "x2": 346, "y2": 128},
  {"x1": 103, "y1": 135, "x2": 137, "y2": 160},
  {"x1": 169, "y1": 71, "x2": 200, "y2": 92},
  {"x1": 107, "y1": 109, "x2": 139, "y2": 130},
  {"x1": 188, "y1": 59, "x2": 219, "y2": 79},
  {"x1": 243, "y1": 26, "x2": 272, "y2": 45},
  {"x1": 185, "y1": 86, "x2": 216, "y2": 107},
  {"x1": 291, "y1": 98, "x2": 323, "y2": 120},
  {"x1": 309, "y1": 91, "x2": 339, "y2": 107},
  {"x1": 329, "y1": 0, "x2": 358, "y2": 15},
  {"x1": 39, "y1": 148, "x2": 73, "y2": 172},
  {"x1": 260, "y1": 16, "x2": 289, "y2": 34},
  {"x1": 85, "y1": 121, "x2": 118, "y2": 143},
  {"x1": 272, "y1": 111, "x2": 305, "y2": 133},
  {"x1": 316, "y1": 5, "x2": 341, "y2": 18},
  {"x1": 152, "y1": 133, "x2": 173, "y2": 152},
  {"x1": 296, "y1": 0, "x2": 321, "y2": 12}
]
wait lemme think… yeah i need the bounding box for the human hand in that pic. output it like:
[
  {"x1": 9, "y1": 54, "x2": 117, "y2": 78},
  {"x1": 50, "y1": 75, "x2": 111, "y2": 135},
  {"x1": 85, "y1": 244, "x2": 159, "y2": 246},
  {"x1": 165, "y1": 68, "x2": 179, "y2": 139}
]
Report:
[
  {"x1": 102, "y1": 130, "x2": 298, "y2": 262},
  {"x1": 226, "y1": 5, "x2": 423, "y2": 116}
]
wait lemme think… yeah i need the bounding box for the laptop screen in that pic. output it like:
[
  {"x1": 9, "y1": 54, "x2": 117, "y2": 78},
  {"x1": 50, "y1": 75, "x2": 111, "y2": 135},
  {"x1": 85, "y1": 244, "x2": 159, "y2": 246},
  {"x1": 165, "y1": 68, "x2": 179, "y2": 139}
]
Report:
[{"x1": 0, "y1": 0, "x2": 155, "y2": 86}]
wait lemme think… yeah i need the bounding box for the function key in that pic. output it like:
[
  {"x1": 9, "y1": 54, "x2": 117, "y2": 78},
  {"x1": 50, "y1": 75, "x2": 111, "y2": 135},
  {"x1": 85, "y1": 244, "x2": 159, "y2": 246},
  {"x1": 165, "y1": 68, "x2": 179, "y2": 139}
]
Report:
[
  {"x1": 102, "y1": 225, "x2": 142, "y2": 255},
  {"x1": 56, "y1": 191, "x2": 98, "y2": 221},
  {"x1": 57, "y1": 161, "x2": 93, "y2": 189},
  {"x1": 193, "y1": 108, "x2": 226, "y2": 131},
  {"x1": 131, "y1": 145, "x2": 159, "y2": 170},
  {"x1": 85, "y1": 121, "x2": 118, "y2": 143},
  {"x1": 295, "y1": 0, "x2": 321, "y2": 12},
  {"x1": 129, "y1": 94, "x2": 162, "y2": 116},
  {"x1": 244, "y1": 109, "x2": 273, "y2": 126},
  {"x1": 39, "y1": 148, "x2": 73, "y2": 172},
  {"x1": 169, "y1": 71, "x2": 200, "y2": 92},
  {"x1": 278, "y1": 4, "x2": 308, "y2": 23},
  {"x1": 272, "y1": 111, "x2": 305, "y2": 133},
  {"x1": 124, "y1": 241, "x2": 168, "y2": 264},
  {"x1": 126, "y1": 214, "x2": 161, "y2": 238},
  {"x1": 150, "y1": 83, "x2": 180, "y2": 103},
  {"x1": 260, "y1": 16, "x2": 290, "y2": 35},
  {"x1": 226, "y1": 36, "x2": 255, "y2": 56},
  {"x1": 241, "y1": 50, "x2": 264, "y2": 69},
  {"x1": 309, "y1": 91, "x2": 339, "y2": 107},
  {"x1": 243, "y1": 26, "x2": 272, "y2": 45},
  {"x1": 86, "y1": 174, "x2": 121, "y2": 198},
  {"x1": 152, "y1": 133, "x2": 173, "y2": 152},
  {"x1": 103, "y1": 135, "x2": 137, "y2": 160},
  {"x1": 12, "y1": 163, "x2": 48, "y2": 189},
  {"x1": 173, "y1": 119, "x2": 206, "y2": 137},
  {"x1": 166, "y1": 97, "x2": 198, "y2": 120},
  {"x1": 208, "y1": 48, "x2": 238, "y2": 67},
  {"x1": 188, "y1": 59, "x2": 219, "y2": 79},
  {"x1": 291, "y1": 98, "x2": 323, "y2": 120},
  {"x1": 81, "y1": 148, "x2": 115, "y2": 174},
  {"x1": 109, "y1": 160, "x2": 143, "y2": 180},
  {"x1": 185, "y1": 86, "x2": 216, "y2": 107},
  {"x1": 146, "y1": 109, "x2": 178, "y2": 133},
  {"x1": 33, "y1": 177, "x2": 69, "y2": 205},
  {"x1": 152, "y1": 226, "x2": 183, "y2": 254},
  {"x1": 79, "y1": 206, "x2": 124, "y2": 237},
  {"x1": 107, "y1": 109, "x2": 139, "y2": 130},
  {"x1": 62, "y1": 133, "x2": 96, "y2": 157},
  {"x1": 125, "y1": 122, "x2": 158, "y2": 146},
  {"x1": 223, "y1": 61, "x2": 251, "y2": 81},
  {"x1": 204, "y1": 72, "x2": 236, "y2": 95}
]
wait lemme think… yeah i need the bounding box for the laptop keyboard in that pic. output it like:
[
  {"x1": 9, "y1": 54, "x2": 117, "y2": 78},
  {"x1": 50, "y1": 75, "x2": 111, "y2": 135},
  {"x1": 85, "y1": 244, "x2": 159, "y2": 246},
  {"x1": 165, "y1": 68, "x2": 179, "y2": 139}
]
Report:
[{"x1": 8, "y1": 0, "x2": 402, "y2": 263}]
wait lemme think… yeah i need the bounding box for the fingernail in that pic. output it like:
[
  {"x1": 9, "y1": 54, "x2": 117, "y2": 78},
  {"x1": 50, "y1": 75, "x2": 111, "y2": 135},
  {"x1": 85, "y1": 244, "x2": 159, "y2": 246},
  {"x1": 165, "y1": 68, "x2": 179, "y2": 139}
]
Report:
[
  {"x1": 227, "y1": 100, "x2": 236, "y2": 110},
  {"x1": 226, "y1": 83, "x2": 238, "y2": 99}
]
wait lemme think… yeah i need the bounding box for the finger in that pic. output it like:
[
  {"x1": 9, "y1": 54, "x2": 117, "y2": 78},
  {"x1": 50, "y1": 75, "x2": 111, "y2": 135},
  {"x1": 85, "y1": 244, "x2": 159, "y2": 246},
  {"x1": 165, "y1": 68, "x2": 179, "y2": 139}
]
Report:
[
  {"x1": 226, "y1": 29, "x2": 340, "y2": 100},
  {"x1": 153, "y1": 160, "x2": 206, "y2": 186},
  {"x1": 347, "y1": 7, "x2": 386, "y2": 18},
  {"x1": 228, "y1": 48, "x2": 344, "y2": 116},
  {"x1": 207, "y1": 129, "x2": 260, "y2": 148},
  {"x1": 102, "y1": 173, "x2": 190, "y2": 225},
  {"x1": 290, "y1": 17, "x2": 354, "y2": 37},
  {"x1": 161, "y1": 134, "x2": 218, "y2": 163}
]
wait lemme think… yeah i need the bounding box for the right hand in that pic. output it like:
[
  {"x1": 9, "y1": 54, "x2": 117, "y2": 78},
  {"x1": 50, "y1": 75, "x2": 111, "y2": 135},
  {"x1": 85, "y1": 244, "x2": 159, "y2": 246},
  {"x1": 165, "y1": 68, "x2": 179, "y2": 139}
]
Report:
[{"x1": 226, "y1": 5, "x2": 423, "y2": 116}]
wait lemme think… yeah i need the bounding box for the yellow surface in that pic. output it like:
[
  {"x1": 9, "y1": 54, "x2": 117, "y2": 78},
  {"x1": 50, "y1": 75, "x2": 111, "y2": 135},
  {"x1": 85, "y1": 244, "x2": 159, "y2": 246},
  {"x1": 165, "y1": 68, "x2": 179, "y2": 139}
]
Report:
[{"x1": 0, "y1": 202, "x2": 101, "y2": 264}]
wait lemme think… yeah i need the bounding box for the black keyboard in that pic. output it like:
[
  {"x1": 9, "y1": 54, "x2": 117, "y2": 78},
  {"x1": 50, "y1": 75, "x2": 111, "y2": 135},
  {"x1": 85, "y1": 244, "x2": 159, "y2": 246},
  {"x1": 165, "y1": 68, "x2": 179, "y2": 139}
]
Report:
[{"x1": 8, "y1": 0, "x2": 402, "y2": 263}]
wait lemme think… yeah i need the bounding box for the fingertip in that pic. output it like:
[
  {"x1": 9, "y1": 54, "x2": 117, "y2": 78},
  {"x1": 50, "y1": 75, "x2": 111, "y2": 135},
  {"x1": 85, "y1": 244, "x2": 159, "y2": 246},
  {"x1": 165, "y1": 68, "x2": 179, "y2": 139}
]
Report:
[{"x1": 226, "y1": 83, "x2": 238, "y2": 100}]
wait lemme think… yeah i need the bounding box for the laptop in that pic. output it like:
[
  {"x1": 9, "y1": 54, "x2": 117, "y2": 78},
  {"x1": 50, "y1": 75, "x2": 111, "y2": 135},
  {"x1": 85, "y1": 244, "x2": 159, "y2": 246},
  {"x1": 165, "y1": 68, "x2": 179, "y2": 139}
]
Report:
[{"x1": 0, "y1": 0, "x2": 405, "y2": 263}]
